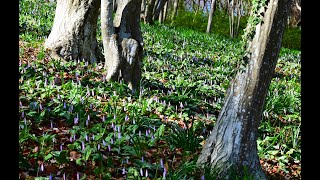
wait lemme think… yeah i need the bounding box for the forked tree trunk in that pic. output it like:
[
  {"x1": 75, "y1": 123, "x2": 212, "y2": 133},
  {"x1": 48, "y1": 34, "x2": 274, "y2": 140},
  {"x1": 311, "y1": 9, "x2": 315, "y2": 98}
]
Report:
[
  {"x1": 197, "y1": 0, "x2": 290, "y2": 179},
  {"x1": 44, "y1": 0, "x2": 101, "y2": 63},
  {"x1": 206, "y1": 0, "x2": 216, "y2": 33},
  {"x1": 101, "y1": 0, "x2": 143, "y2": 95}
]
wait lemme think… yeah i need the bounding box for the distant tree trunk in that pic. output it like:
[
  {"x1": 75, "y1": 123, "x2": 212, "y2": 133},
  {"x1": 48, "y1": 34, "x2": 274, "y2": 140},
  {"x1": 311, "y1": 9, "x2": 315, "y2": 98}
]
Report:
[
  {"x1": 228, "y1": 0, "x2": 242, "y2": 38},
  {"x1": 159, "y1": 8, "x2": 163, "y2": 23},
  {"x1": 288, "y1": 0, "x2": 301, "y2": 27},
  {"x1": 197, "y1": 0, "x2": 290, "y2": 179},
  {"x1": 163, "y1": 1, "x2": 168, "y2": 21},
  {"x1": 206, "y1": 0, "x2": 216, "y2": 33},
  {"x1": 171, "y1": 0, "x2": 179, "y2": 21},
  {"x1": 44, "y1": 0, "x2": 101, "y2": 63},
  {"x1": 101, "y1": 0, "x2": 143, "y2": 94},
  {"x1": 153, "y1": 0, "x2": 168, "y2": 21},
  {"x1": 145, "y1": 0, "x2": 156, "y2": 24}
]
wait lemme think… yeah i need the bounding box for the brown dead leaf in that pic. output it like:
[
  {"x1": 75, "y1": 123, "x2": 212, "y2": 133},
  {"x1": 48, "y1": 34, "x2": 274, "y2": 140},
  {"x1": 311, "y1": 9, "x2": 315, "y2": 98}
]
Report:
[{"x1": 69, "y1": 151, "x2": 81, "y2": 161}]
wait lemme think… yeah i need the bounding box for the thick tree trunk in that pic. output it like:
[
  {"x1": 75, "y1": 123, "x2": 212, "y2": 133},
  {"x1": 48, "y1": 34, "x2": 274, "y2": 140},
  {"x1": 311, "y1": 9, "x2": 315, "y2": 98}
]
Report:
[
  {"x1": 44, "y1": 0, "x2": 101, "y2": 63},
  {"x1": 197, "y1": 0, "x2": 290, "y2": 179},
  {"x1": 101, "y1": 0, "x2": 143, "y2": 95},
  {"x1": 206, "y1": 0, "x2": 216, "y2": 33}
]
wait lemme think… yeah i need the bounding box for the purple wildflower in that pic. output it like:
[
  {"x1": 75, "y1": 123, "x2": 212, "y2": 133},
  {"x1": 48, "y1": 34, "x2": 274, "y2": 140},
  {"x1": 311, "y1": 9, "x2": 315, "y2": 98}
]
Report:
[
  {"x1": 97, "y1": 143, "x2": 100, "y2": 150},
  {"x1": 122, "y1": 168, "x2": 126, "y2": 175},
  {"x1": 21, "y1": 112, "x2": 24, "y2": 118},
  {"x1": 102, "y1": 115, "x2": 105, "y2": 122},
  {"x1": 145, "y1": 169, "x2": 148, "y2": 177},
  {"x1": 82, "y1": 141, "x2": 85, "y2": 151},
  {"x1": 63, "y1": 102, "x2": 66, "y2": 109},
  {"x1": 85, "y1": 134, "x2": 88, "y2": 141},
  {"x1": 39, "y1": 103, "x2": 43, "y2": 110},
  {"x1": 90, "y1": 104, "x2": 93, "y2": 109},
  {"x1": 74, "y1": 117, "x2": 78, "y2": 125},
  {"x1": 49, "y1": 174, "x2": 52, "y2": 180},
  {"x1": 111, "y1": 122, "x2": 115, "y2": 129},
  {"x1": 163, "y1": 166, "x2": 167, "y2": 178},
  {"x1": 108, "y1": 145, "x2": 111, "y2": 152},
  {"x1": 19, "y1": 101, "x2": 22, "y2": 107},
  {"x1": 118, "y1": 132, "x2": 121, "y2": 139},
  {"x1": 125, "y1": 114, "x2": 129, "y2": 122},
  {"x1": 103, "y1": 140, "x2": 106, "y2": 146},
  {"x1": 60, "y1": 144, "x2": 63, "y2": 151},
  {"x1": 41, "y1": 163, "x2": 44, "y2": 171},
  {"x1": 141, "y1": 156, "x2": 144, "y2": 162},
  {"x1": 140, "y1": 168, "x2": 144, "y2": 176},
  {"x1": 63, "y1": 173, "x2": 66, "y2": 180},
  {"x1": 69, "y1": 136, "x2": 73, "y2": 142},
  {"x1": 77, "y1": 172, "x2": 80, "y2": 180},
  {"x1": 201, "y1": 175, "x2": 205, "y2": 180},
  {"x1": 111, "y1": 138, "x2": 114, "y2": 144},
  {"x1": 160, "y1": 158, "x2": 163, "y2": 168},
  {"x1": 86, "y1": 119, "x2": 89, "y2": 126}
]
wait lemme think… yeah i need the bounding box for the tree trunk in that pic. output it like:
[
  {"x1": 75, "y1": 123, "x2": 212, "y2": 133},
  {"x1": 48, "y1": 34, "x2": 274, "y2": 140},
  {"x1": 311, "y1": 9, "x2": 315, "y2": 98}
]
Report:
[
  {"x1": 153, "y1": 0, "x2": 168, "y2": 21},
  {"x1": 197, "y1": 0, "x2": 290, "y2": 179},
  {"x1": 288, "y1": 0, "x2": 301, "y2": 27},
  {"x1": 145, "y1": 0, "x2": 156, "y2": 24},
  {"x1": 101, "y1": 0, "x2": 143, "y2": 95},
  {"x1": 206, "y1": 0, "x2": 216, "y2": 33},
  {"x1": 44, "y1": 0, "x2": 101, "y2": 63},
  {"x1": 163, "y1": 1, "x2": 168, "y2": 22},
  {"x1": 171, "y1": 0, "x2": 179, "y2": 21}
]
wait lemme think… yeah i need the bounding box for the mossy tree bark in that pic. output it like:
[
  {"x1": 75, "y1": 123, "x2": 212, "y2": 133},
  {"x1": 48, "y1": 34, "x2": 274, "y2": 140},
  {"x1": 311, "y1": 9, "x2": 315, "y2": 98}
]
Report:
[
  {"x1": 101, "y1": 0, "x2": 143, "y2": 95},
  {"x1": 197, "y1": 0, "x2": 290, "y2": 179},
  {"x1": 44, "y1": 0, "x2": 101, "y2": 63}
]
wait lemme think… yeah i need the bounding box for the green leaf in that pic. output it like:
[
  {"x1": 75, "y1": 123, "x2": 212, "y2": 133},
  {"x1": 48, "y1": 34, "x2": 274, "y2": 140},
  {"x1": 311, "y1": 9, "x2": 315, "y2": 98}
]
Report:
[{"x1": 44, "y1": 153, "x2": 53, "y2": 161}]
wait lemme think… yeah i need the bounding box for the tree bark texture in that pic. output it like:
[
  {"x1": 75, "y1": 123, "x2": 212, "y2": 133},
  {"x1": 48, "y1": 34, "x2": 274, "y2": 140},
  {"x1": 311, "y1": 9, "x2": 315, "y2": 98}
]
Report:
[
  {"x1": 206, "y1": 0, "x2": 216, "y2": 33},
  {"x1": 101, "y1": 0, "x2": 143, "y2": 95},
  {"x1": 44, "y1": 0, "x2": 101, "y2": 63},
  {"x1": 288, "y1": 0, "x2": 301, "y2": 27},
  {"x1": 197, "y1": 0, "x2": 290, "y2": 179}
]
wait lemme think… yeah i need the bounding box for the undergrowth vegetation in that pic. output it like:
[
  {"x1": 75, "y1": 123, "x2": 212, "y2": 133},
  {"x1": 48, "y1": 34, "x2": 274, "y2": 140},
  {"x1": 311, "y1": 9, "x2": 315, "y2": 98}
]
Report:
[
  {"x1": 19, "y1": 0, "x2": 301, "y2": 179},
  {"x1": 166, "y1": 7, "x2": 301, "y2": 50}
]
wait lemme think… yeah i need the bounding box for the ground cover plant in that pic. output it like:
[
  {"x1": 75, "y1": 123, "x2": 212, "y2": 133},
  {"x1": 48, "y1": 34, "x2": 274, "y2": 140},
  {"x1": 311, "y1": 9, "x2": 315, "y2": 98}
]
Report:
[{"x1": 19, "y1": 1, "x2": 301, "y2": 179}]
